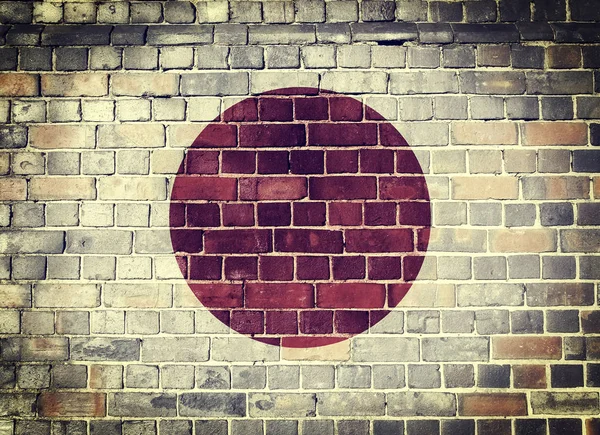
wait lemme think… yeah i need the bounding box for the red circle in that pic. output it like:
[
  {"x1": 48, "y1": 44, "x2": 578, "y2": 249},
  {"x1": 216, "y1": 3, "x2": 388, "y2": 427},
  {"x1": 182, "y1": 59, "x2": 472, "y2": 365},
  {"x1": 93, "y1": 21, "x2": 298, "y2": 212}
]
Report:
[{"x1": 170, "y1": 88, "x2": 431, "y2": 348}]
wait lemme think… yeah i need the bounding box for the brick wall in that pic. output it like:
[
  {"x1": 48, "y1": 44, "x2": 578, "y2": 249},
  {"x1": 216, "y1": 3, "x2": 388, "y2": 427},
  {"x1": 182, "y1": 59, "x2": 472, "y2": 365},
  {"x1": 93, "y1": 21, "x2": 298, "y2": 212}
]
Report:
[{"x1": 0, "y1": 1, "x2": 599, "y2": 434}]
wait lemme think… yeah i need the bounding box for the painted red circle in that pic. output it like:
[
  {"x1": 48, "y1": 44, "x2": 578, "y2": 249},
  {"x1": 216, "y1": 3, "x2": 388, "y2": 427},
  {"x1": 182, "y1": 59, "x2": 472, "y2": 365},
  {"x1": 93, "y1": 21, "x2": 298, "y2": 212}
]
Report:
[{"x1": 170, "y1": 87, "x2": 431, "y2": 348}]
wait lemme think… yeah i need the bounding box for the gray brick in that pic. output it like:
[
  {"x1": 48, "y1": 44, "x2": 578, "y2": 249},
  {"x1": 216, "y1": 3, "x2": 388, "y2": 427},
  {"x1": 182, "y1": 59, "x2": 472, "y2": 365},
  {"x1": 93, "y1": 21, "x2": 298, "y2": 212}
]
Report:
[
  {"x1": 390, "y1": 71, "x2": 458, "y2": 95},
  {"x1": 231, "y1": 2, "x2": 262, "y2": 23},
  {"x1": 579, "y1": 203, "x2": 600, "y2": 226},
  {"x1": 577, "y1": 96, "x2": 600, "y2": 119},
  {"x1": 434, "y1": 202, "x2": 467, "y2": 226},
  {"x1": 142, "y1": 337, "x2": 209, "y2": 362},
  {"x1": 182, "y1": 72, "x2": 248, "y2": 96},
  {"x1": 431, "y1": 2, "x2": 463, "y2": 22},
  {"x1": 477, "y1": 45, "x2": 510, "y2": 66},
  {"x1": 423, "y1": 337, "x2": 489, "y2": 362},
  {"x1": 373, "y1": 421, "x2": 404, "y2": 435},
  {"x1": 470, "y1": 96, "x2": 504, "y2": 120},
  {"x1": 453, "y1": 23, "x2": 519, "y2": 42},
  {"x1": 197, "y1": 2, "x2": 229, "y2": 23},
  {"x1": 126, "y1": 311, "x2": 158, "y2": 335},
  {"x1": 338, "y1": 365, "x2": 370, "y2": 388},
  {"x1": 6, "y1": 25, "x2": 42, "y2": 45},
  {"x1": 12, "y1": 202, "x2": 44, "y2": 227},
  {"x1": 66, "y1": 230, "x2": 132, "y2": 254},
  {"x1": 433, "y1": 96, "x2": 467, "y2": 121},
  {"x1": 387, "y1": 392, "x2": 456, "y2": 416},
  {"x1": 418, "y1": 22, "x2": 453, "y2": 44},
  {"x1": 56, "y1": 311, "x2": 89, "y2": 334},
  {"x1": 511, "y1": 310, "x2": 544, "y2": 334},
  {"x1": 249, "y1": 393, "x2": 315, "y2": 419},
  {"x1": 531, "y1": 392, "x2": 598, "y2": 415},
  {"x1": 0, "y1": 48, "x2": 16, "y2": 70},
  {"x1": 147, "y1": 25, "x2": 212, "y2": 45},
  {"x1": 338, "y1": 45, "x2": 370, "y2": 68},
  {"x1": 12, "y1": 256, "x2": 45, "y2": 280},
  {"x1": 474, "y1": 256, "x2": 507, "y2": 280},
  {"x1": 461, "y1": 71, "x2": 525, "y2": 95},
  {"x1": 0, "y1": 365, "x2": 16, "y2": 388},
  {"x1": 231, "y1": 366, "x2": 266, "y2": 389},
  {"x1": 15, "y1": 421, "x2": 50, "y2": 434},
  {"x1": 47, "y1": 256, "x2": 80, "y2": 279},
  {"x1": 116, "y1": 100, "x2": 151, "y2": 122},
  {"x1": 180, "y1": 393, "x2": 246, "y2": 417},
  {"x1": 113, "y1": 25, "x2": 148, "y2": 46},
  {"x1": 51, "y1": 364, "x2": 87, "y2": 388},
  {"x1": 508, "y1": 255, "x2": 540, "y2": 279},
  {"x1": 457, "y1": 283, "x2": 524, "y2": 307},
  {"x1": 82, "y1": 151, "x2": 115, "y2": 175},
  {"x1": 547, "y1": 309, "x2": 579, "y2": 333},
  {"x1": 505, "y1": 203, "x2": 536, "y2": 227},
  {"x1": 517, "y1": 22, "x2": 554, "y2": 40},
  {"x1": 48, "y1": 100, "x2": 81, "y2": 123},
  {"x1": 465, "y1": 0, "x2": 497, "y2": 22},
  {"x1": 131, "y1": 3, "x2": 163, "y2": 23},
  {"x1": 268, "y1": 365, "x2": 299, "y2": 390},
  {"x1": 153, "y1": 98, "x2": 186, "y2": 121},
  {"x1": 361, "y1": 1, "x2": 396, "y2": 21},
  {"x1": 407, "y1": 310, "x2": 440, "y2": 334},
  {"x1": 322, "y1": 71, "x2": 387, "y2": 94},
  {"x1": 231, "y1": 420, "x2": 262, "y2": 435},
  {"x1": 12, "y1": 101, "x2": 45, "y2": 123},
  {"x1": 540, "y1": 202, "x2": 573, "y2": 226},
  {"x1": 470, "y1": 202, "x2": 502, "y2": 226},
  {"x1": 215, "y1": 24, "x2": 248, "y2": 45},
  {"x1": 47, "y1": 152, "x2": 80, "y2": 175},
  {"x1": 296, "y1": 0, "x2": 325, "y2": 22},
  {"x1": 301, "y1": 45, "x2": 336, "y2": 68},
  {"x1": 82, "y1": 256, "x2": 115, "y2": 280},
  {"x1": 109, "y1": 392, "x2": 177, "y2": 417},
  {"x1": 371, "y1": 46, "x2": 405, "y2": 68},
  {"x1": 478, "y1": 364, "x2": 510, "y2": 388},
  {"x1": 475, "y1": 310, "x2": 510, "y2": 334},
  {"x1": 316, "y1": 23, "x2": 351, "y2": 44},
  {"x1": 51, "y1": 421, "x2": 87, "y2": 435},
  {"x1": 0, "y1": 231, "x2": 64, "y2": 254},
  {"x1": 160, "y1": 365, "x2": 194, "y2": 389},
  {"x1": 351, "y1": 22, "x2": 418, "y2": 43},
  {"x1": 160, "y1": 47, "x2": 194, "y2": 70},
  {"x1": 542, "y1": 256, "x2": 576, "y2": 279},
  {"x1": 527, "y1": 71, "x2": 594, "y2": 95},
  {"x1": 266, "y1": 46, "x2": 300, "y2": 69},
  {"x1": 506, "y1": 96, "x2": 539, "y2": 120},
  {"x1": 263, "y1": 1, "x2": 294, "y2": 24},
  {"x1": 123, "y1": 421, "x2": 155, "y2": 435},
  {"x1": 353, "y1": 337, "x2": 419, "y2": 362},
  {"x1": 400, "y1": 97, "x2": 433, "y2": 121},
  {"x1": 541, "y1": 97, "x2": 574, "y2": 120},
  {"x1": 160, "y1": 420, "x2": 192, "y2": 435},
  {"x1": 511, "y1": 45, "x2": 545, "y2": 69},
  {"x1": 164, "y1": 2, "x2": 195, "y2": 24},
  {"x1": 442, "y1": 310, "x2": 475, "y2": 333},
  {"x1": 527, "y1": 283, "x2": 594, "y2": 307},
  {"x1": 266, "y1": 420, "x2": 298, "y2": 435},
  {"x1": 125, "y1": 364, "x2": 159, "y2": 388},
  {"x1": 373, "y1": 365, "x2": 405, "y2": 389},
  {"x1": 98, "y1": 2, "x2": 129, "y2": 24},
  {"x1": 230, "y1": 46, "x2": 264, "y2": 69},
  {"x1": 326, "y1": 1, "x2": 358, "y2": 22},
  {"x1": 408, "y1": 364, "x2": 441, "y2": 389},
  {"x1": 21, "y1": 310, "x2": 53, "y2": 334},
  {"x1": 443, "y1": 45, "x2": 475, "y2": 68},
  {"x1": 55, "y1": 47, "x2": 88, "y2": 71},
  {"x1": 538, "y1": 149, "x2": 570, "y2": 174},
  {"x1": 71, "y1": 337, "x2": 140, "y2": 361},
  {"x1": 42, "y1": 25, "x2": 111, "y2": 46},
  {"x1": 317, "y1": 392, "x2": 385, "y2": 416},
  {"x1": 0, "y1": 2, "x2": 33, "y2": 24},
  {"x1": 397, "y1": 0, "x2": 428, "y2": 21},
  {"x1": 124, "y1": 47, "x2": 158, "y2": 70},
  {"x1": 408, "y1": 46, "x2": 440, "y2": 68},
  {"x1": 91, "y1": 421, "x2": 122, "y2": 435},
  {"x1": 301, "y1": 365, "x2": 334, "y2": 389},
  {"x1": 20, "y1": 47, "x2": 52, "y2": 70},
  {"x1": 64, "y1": 3, "x2": 96, "y2": 23},
  {"x1": 196, "y1": 46, "x2": 229, "y2": 69},
  {"x1": 90, "y1": 46, "x2": 121, "y2": 70}
]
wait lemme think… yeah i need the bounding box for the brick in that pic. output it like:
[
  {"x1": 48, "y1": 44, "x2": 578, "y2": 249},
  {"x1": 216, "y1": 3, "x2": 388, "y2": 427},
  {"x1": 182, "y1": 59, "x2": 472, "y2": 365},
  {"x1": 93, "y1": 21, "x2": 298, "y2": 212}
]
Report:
[
  {"x1": 459, "y1": 393, "x2": 526, "y2": 416},
  {"x1": 0, "y1": 178, "x2": 26, "y2": 200},
  {"x1": 561, "y1": 229, "x2": 600, "y2": 253},
  {"x1": 532, "y1": 392, "x2": 599, "y2": 415},
  {"x1": 527, "y1": 282, "x2": 594, "y2": 306},
  {"x1": 388, "y1": 392, "x2": 455, "y2": 417},
  {"x1": 147, "y1": 25, "x2": 213, "y2": 45},
  {"x1": 34, "y1": 284, "x2": 99, "y2": 308},
  {"x1": 452, "y1": 176, "x2": 518, "y2": 200},
  {"x1": 521, "y1": 122, "x2": 587, "y2": 146},
  {"x1": 0, "y1": 285, "x2": 31, "y2": 308},
  {"x1": 249, "y1": 393, "x2": 315, "y2": 418},
  {"x1": 523, "y1": 176, "x2": 589, "y2": 200},
  {"x1": 205, "y1": 229, "x2": 271, "y2": 254},
  {"x1": 512, "y1": 45, "x2": 545, "y2": 69},
  {"x1": 345, "y1": 229, "x2": 412, "y2": 253},
  {"x1": 390, "y1": 71, "x2": 458, "y2": 94},
  {"x1": 0, "y1": 230, "x2": 64, "y2": 254},
  {"x1": 28, "y1": 177, "x2": 95, "y2": 200},
  {"x1": 457, "y1": 283, "x2": 523, "y2": 307},
  {"x1": 266, "y1": 46, "x2": 300, "y2": 68},
  {"x1": 0, "y1": 393, "x2": 36, "y2": 417},
  {"x1": 108, "y1": 393, "x2": 176, "y2": 417},
  {"x1": 38, "y1": 392, "x2": 105, "y2": 417},
  {"x1": 493, "y1": 336, "x2": 562, "y2": 360},
  {"x1": 424, "y1": 228, "x2": 487, "y2": 252},
  {"x1": 460, "y1": 71, "x2": 525, "y2": 94},
  {"x1": 317, "y1": 392, "x2": 384, "y2": 416},
  {"x1": 361, "y1": 1, "x2": 396, "y2": 21},
  {"x1": 30, "y1": 125, "x2": 95, "y2": 150},
  {"x1": 0, "y1": 73, "x2": 38, "y2": 97},
  {"x1": 2, "y1": 337, "x2": 68, "y2": 361},
  {"x1": 42, "y1": 74, "x2": 107, "y2": 97},
  {"x1": 489, "y1": 229, "x2": 556, "y2": 253},
  {"x1": 251, "y1": 71, "x2": 319, "y2": 94},
  {"x1": 247, "y1": 24, "x2": 315, "y2": 45},
  {"x1": 527, "y1": 71, "x2": 593, "y2": 94},
  {"x1": 112, "y1": 73, "x2": 178, "y2": 97},
  {"x1": 477, "y1": 45, "x2": 510, "y2": 66},
  {"x1": 317, "y1": 23, "x2": 351, "y2": 44},
  {"x1": 240, "y1": 177, "x2": 305, "y2": 200},
  {"x1": 321, "y1": 71, "x2": 387, "y2": 94}
]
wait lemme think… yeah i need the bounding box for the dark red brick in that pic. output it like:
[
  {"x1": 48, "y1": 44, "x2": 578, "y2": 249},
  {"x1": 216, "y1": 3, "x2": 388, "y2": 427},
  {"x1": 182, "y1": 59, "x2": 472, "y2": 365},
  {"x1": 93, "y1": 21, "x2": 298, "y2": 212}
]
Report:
[
  {"x1": 397, "y1": 150, "x2": 424, "y2": 173},
  {"x1": 388, "y1": 284, "x2": 411, "y2": 306},
  {"x1": 171, "y1": 229, "x2": 203, "y2": 253},
  {"x1": 265, "y1": 311, "x2": 298, "y2": 334},
  {"x1": 330, "y1": 97, "x2": 363, "y2": 121},
  {"x1": 328, "y1": 202, "x2": 362, "y2": 225},
  {"x1": 293, "y1": 202, "x2": 326, "y2": 226},
  {"x1": 169, "y1": 203, "x2": 185, "y2": 227},
  {"x1": 246, "y1": 283, "x2": 314, "y2": 308},
  {"x1": 345, "y1": 229, "x2": 413, "y2": 253},
  {"x1": 300, "y1": 310, "x2": 333, "y2": 334},
  {"x1": 326, "y1": 150, "x2": 358, "y2": 173},
  {"x1": 240, "y1": 177, "x2": 307, "y2": 200},
  {"x1": 175, "y1": 255, "x2": 188, "y2": 278},
  {"x1": 399, "y1": 201, "x2": 431, "y2": 226},
  {"x1": 294, "y1": 97, "x2": 328, "y2": 120},
  {"x1": 309, "y1": 123, "x2": 377, "y2": 146},
  {"x1": 368, "y1": 256, "x2": 402, "y2": 280},
  {"x1": 204, "y1": 229, "x2": 272, "y2": 253},
  {"x1": 223, "y1": 98, "x2": 257, "y2": 121},
  {"x1": 317, "y1": 283, "x2": 386, "y2": 308},
  {"x1": 257, "y1": 151, "x2": 289, "y2": 174},
  {"x1": 224, "y1": 256, "x2": 258, "y2": 280},
  {"x1": 172, "y1": 177, "x2": 237, "y2": 200},
  {"x1": 290, "y1": 150, "x2": 324, "y2": 174},
  {"x1": 332, "y1": 256, "x2": 365, "y2": 279},
  {"x1": 296, "y1": 256, "x2": 330, "y2": 280},
  {"x1": 221, "y1": 150, "x2": 256, "y2": 174},
  {"x1": 259, "y1": 97, "x2": 293, "y2": 121},
  {"x1": 231, "y1": 310, "x2": 263, "y2": 334},
  {"x1": 274, "y1": 229, "x2": 343, "y2": 253},
  {"x1": 240, "y1": 124, "x2": 305, "y2": 147},
  {"x1": 186, "y1": 150, "x2": 219, "y2": 174},
  {"x1": 380, "y1": 123, "x2": 409, "y2": 146},
  {"x1": 360, "y1": 149, "x2": 395, "y2": 173},
  {"x1": 189, "y1": 256, "x2": 222, "y2": 280},
  {"x1": 309, "y1": 176, "x2": 377, "y2": 200},
  {"x1": 211, "y1": 310, "x2": 231, "y2": 326},
  {"x1": 189, "y1": 284, "x2": 243, "y2": 308},
  {"x1": 192, "y1": 124, "x2": 237, "y2": 148},
  {"x1": 257, "y1": 202, "x2": 291, "y2": 226},
  {"x1": 187, "y1": 203, "x2": 220, "y2": 227},
  {"x1": 222, "y1": 203, "x2": 254, "y2": 227},
  {"x1": 364, "y1": 202, "x2": 396, "y2": 226},
  {"x1": 259, "y1": 256, "x2": 294, "y2": 281},
  {"x1": 379, "y1": 176, "x2": 429, "y2": 200},
  {"x1": 335, "y1": 310, "x2": 369, "y2": 333},
  {"x1": 403, "y1": 256, "x2": 426, "y2": 281}
]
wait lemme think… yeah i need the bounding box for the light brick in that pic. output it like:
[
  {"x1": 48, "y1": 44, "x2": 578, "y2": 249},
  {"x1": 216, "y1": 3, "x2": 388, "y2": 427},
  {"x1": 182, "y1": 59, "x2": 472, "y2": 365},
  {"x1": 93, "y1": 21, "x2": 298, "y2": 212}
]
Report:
[
  {"x1": 112, "y1": 73, "x2": 179, "y2": 97},
  {"x1": 521, "y1": 122, "x2": 588, "y2": 146},
  {"x1": 0, "y1": 285, "x2": 31, "y2": 308},
  {"x1": 249, "y1": 393, "x2": 315, "y2": 418},
  {"x1": 0, "y1": 231, "x2": 64, "y2": 254},
  {"x1": 30, "y1": 125, "x2": 95, "y2": 149},
  {"x1": 34, "y1": 284, "x2": 100, "y2": 308},
  {"x1": 104, "y1": 283, "x2": 172, "y2": 308},
  {"x1": 0, "y1": 73, "x2": 39, "y2": 97},
  {"x1": 98, "y1": 124, "x2": 165, "y2": 149},
  {"x1": 452, "y1": 176, "x2": 518, "y2": 200},
  {"x1": 142, "y1": 337, "x2": 209, "y2": 362},
  {"x1": 98, "y1": 177, "x2": 166, "y2": 200},
  {"x1": 42, "y1": 74, "x2": 108, "y2": 97},
  {"x1": 452, "y1": 122, "x2": 518, "y2": 145},
  {"x1": 29, "y1": 177, "x2": 96, "y2": 200},
  {"x1": 66, "y1": 230, "x2": 132, "y2": 255},
  {"x1": 490, "y1": 229, "x2": 557, "y2": 253},
  {"x1": 251, "y1": 71, "x2": 319, "y2": 94},
  {"x1": 0, "y1": 178, "x2": 26, "y2": 200},
  {"x1": 321, "y1": 71, "x2": 388, "y2": 94}
]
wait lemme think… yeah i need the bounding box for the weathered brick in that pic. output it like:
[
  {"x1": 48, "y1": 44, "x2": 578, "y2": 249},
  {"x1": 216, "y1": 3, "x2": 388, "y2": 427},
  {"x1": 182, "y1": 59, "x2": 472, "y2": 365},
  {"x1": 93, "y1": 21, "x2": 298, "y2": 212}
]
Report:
[
  {"x1": 38, "y1": 392, "x2": 105, "y2": 417},
  {"x1": 422, "y1": 338, "x2": 489, "y2": 362},
  {"x1": 390, "y1": 71, "x2": 458, "y2": 94},
  {"x1": 249, "y1": 24, "x2": 315, "y2": 44},
  {"x1": 42, "y1": 74, "x2": 108, "y2": 97},
  {"x1": 71, "y1": 337, "x2": 139, "y2": 362},
  {"x1": 2, "y1": 337, "x2": 68, "y2": 361},
  {"x1": 352, "y1": 337, "x2": 419, "y2": 362},
  {"x1": 182, "y1": 72, "x2": 249, "y2": 96},
  {"x1": 492, "y1": 336, "x2": 562, "y2": 359},
  {"x1": 0, "y1": 178, "x2": 26, "y2": 200},
  {"x1": 531, "y1": 392, "x2": 599, "y2": 415},
  {"x1": 388, "y1": 392, "x2": 455, "y2": 417},
  {"x1": 0, "y1": 230, "x2": 64, "y2": 254},
  {"x1": 317, "y1": 392, "x2": 384, "y2": 416},
  {"x1": 142, "y1": 337, "x2": 208, "y2": 362},
  {"x1": 489, "y1": 229, "x2": 557, "y2": 253},
  {"x1": 0, "y1": 285, "x2": 31, "y2": 308},
  {"x1": 34, "y1": 284, "x2": 99, "y2": 308},
  {"x1": 29, "y1": 177, "x2": 95, "y2": 200},
  {"x1": 459, "y1": 393, "x2": 526, "y2": 416},
  {"x1": 112, "y1": 73, "x2": 179, "y2": 97},
  {"x1": 521, "y1": 122, "x2": 587, "y2": 146},
  {"x1": 0, "y1": 73, "x2": 39, "y2": 97},
  {"x1": 460, "y1": 71, "x2": 525, "y2": 94},
  {"x1": 527, "y1": 71, "x2": 593, "y2": 94},
  {"x1": 457, "y1": 284, "x2": 524, "y2": 307},
  {"x1": 452, "y1": 176, "x2": 518, "y2": 200},
  {"x1": 424, "y1": 228, "x2": 487, "y2": 252},
  {"x1": 248, "y1": 393, "x2": 315, "y2": 418},
  {"x1": 321, "y1": 71, "x2": 387, "y2": 94},
  {"x1": 179, "y1": 393, "x2": 245, "y2": 417},
  {"x1": 0, "y1": 393, "x2": 36, "y2": 417},
  {"x1": 147, "y1": 25, "x2": 212, "y2": 45},
  {"x1": 108, "y1": 393, "x2": 176, "y2": 417}
]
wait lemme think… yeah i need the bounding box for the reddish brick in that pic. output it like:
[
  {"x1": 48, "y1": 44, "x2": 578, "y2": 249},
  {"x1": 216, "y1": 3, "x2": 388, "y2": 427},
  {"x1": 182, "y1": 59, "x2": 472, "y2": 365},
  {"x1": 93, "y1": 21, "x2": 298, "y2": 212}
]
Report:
[
  {"x1": 295, "y1": 97, "x2": 328, "y2": 120},
  {"x1": 240, "y1": 177, "x2": 307, "y2": 200},
  {"x1": 259, "y1": 256, "x2": 294, "y2": 281},
  {"x1": 189, "y1": 284, "x2": 243, "y2": 308},
  {"x1": 192, "y1": 124, "x2": 237, "y2": 148},
  {"x1": 493, "y1": 336, "x2": 562, "y2": 360},
  {"x1": 240, "y1": 124, "x2": 305, "y2": 147},
  {"x1": 223, "y1": 98, "x2": 258, "y2": 122},
  {"x1": 403, "y1": 256, "x2": 426, "y2": 281},
  {"x1": 0, "y1": 178, "x2": 26, "y2": 200},
  {"x1": 187, "y1": 203, "x2": 220, "y2": 227},
  {"x1": 0, "y1": 73, "x2": 39, "y2": 97},
  {"x1": 368, "y1": 256, "x2": 402, "y2": 280},
  {"x1": 293, "y1": 202, "x2": 326, "y2": 226},
  {"x1": 309, "y1": 123, "x2": 377, "y2": 146},
  {"x1": 317, "y1": 283, "x2": 386, "y2": 308},
  {"x1": 290, "y1": 150, "x2": 324, "y2": 174},
  {"x1": 521, "y1": 122, "x2": 588, "y2": 146},
  {"x1": 222, "y1": 203, "x2": 254, "y2": 227},
  {"x1": 360, "y1": 149, "x2": 394, "y2": 173},
  {"x1": 38, "y1": 392, "x2": 105, "y2": 417},
  {"x1": 332, "y1": 256, "x2": 365, "y2": 279},
  {"x1": 513, "y1": 365, "x2": 547, "y2": 389},
  {"x1": 297, "y1": 256, "x2": 330, "y2": 280},
  {"x1": 246, "y1": 283, "x2": 314, "y2": 308},
  {"x1": 335, "y1": 310, "x2": 369, "y2": 334},
  {"x1": 388, "y1": 284, "x2": 411, "y2": 306},
  {"x1": 189, "y1": 256, "x2": 222, "y2": 280},
  {"x1": 309, "y1": 176, "x2": 377, "y2": 200},
  {"x1": 231, "y1": 310, "x2": 264, "y2": 334},
  {"x1": 172, "y1": 177, "x2": 237, "y2": 200},
  {"x1": 170, "y1": 203, "x2": 185, "y2": 227},
  {"x1": 326, "y1": 150, "x2": 358, "y2": 173},
  {"x1": 259, "y1": 97, "x2": 293, "y2": 121},
  {"x1": 547, "y1": 45, "x2": 582, "y2": 69},
  {"x1": 328, "y1": 202, "x2": 362, "y2": 225},
  {"x1": 257, "y1": 151, "x2": 289, "y2": 174},
  {"x1": 186, "y1": 151, "x2": 219, "y2": 174},
  {"x1": 399, "y1": 201, "x2": 431, "y2": 226},
  {"x1": 397, "y1": 150, "x2": 424, "y2": 174},
  {"x1": 274, "y1": 229, "x2": 343, "y2": 253},
  {"x1": 330, "y1": 97, "x2": 363, "y2": 121},
  {"x1": 221, "y1": 151, "x2": 256, "y2": 174},
  {"x1": 300, "y1": 310, "x2": 333, "y2": 334},
  {"x1": 265, "y1": 311, "x2": 298, "y2": 334},
  {"x1": 380, "y1": 123, "x2": 409, "y2": 146},
  {"x1": 379, "y1": 177, "x2": 429, "y2": 200},
  {"x1": 204, "y1": 229, "x2": 272, "y2": 254},
  {"x1": 345, "y1": 229, "x2": 413, "y2": 253},
  {"x1": 171, "y1": 230, "x2": 203, "y2": 253},
  {"x1": 257, "y1": 202, "x2": 291, "y2": 226},
  {"x1": 458, "y1": 393, "x2": 527, "y2": 416},
  {"x1": 364, "y1": 202, "x2": 396, "y2": 226},
  {"x1": 224, "y1": 256, "x2": 258, "y2": 280}
]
